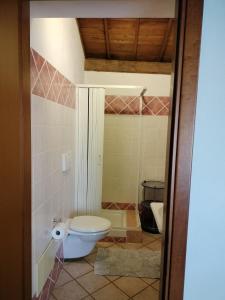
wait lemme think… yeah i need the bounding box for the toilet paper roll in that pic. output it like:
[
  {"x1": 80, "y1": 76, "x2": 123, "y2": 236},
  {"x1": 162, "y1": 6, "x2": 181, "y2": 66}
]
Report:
[{"x1": 52, "y1": 222, "x2": 67, "y2": 240}]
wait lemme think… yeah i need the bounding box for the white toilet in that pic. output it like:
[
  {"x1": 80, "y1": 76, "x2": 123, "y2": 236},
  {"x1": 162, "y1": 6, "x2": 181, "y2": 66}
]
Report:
[{"x1": 63, "y1": 216, "x2": 111, "y2": 259}]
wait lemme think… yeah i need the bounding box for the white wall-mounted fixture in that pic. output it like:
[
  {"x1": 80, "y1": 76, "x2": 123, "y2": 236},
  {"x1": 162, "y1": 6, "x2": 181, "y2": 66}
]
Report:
[{"x1": 62, "y1": 152, "x2": 72, "y2": 173}]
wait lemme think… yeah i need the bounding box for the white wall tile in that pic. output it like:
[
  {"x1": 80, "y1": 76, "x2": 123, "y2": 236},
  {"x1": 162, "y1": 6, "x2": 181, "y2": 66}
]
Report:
[
  {"x1": 102, "y1": 115, "x2": 168, "y2": 204},
  {"x1": 31, "y1": 17, "x2": 84, "y2": 297},
  {"x1": 32, "y1": 97, "x2": 75, "y2": 267}
]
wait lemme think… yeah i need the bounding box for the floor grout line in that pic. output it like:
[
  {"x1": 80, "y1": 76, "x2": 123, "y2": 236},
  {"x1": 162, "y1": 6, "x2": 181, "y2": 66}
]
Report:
[
  {"x1": 79, "y1": 279, "x2": 112, "y2": 298},
  {"x1": 62, "y1": 255, "x2": 113, "y2": 298},
  {"x1": 150, "y1": 280, "x2": 160, "y2": 292},
  {"x1": 74, "y1": 269, "x2": 94, "y2": 280},
  {"x1": 139, "y1": 277, "x2": 157, "y2": 286},
  {"x1": 109, "y1": 279, "x2": 133, "y2": 298},
  {"x1": 50, "y1": 292, "x2": 58, "y2": 300},
  {"x1": 52, "y1": 278, "x2": 74, "y2": 290}
]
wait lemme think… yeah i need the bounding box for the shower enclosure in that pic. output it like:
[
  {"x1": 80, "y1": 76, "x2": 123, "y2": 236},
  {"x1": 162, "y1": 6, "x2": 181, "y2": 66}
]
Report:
[
  {"x1": 74, "y1": 85, "x2": 145, "y2": 240},
  {"x1": 74, "y1": 86, "x2": 105, "y2": 215}
]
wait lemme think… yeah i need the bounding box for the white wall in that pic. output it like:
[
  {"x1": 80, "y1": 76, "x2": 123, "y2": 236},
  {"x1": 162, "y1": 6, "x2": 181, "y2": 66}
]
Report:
[
  {"x1": 140, "y1": 116, "x2": 168, "y2": 182},
  {"x1": 31, "y1": 18, "x2": 84, "y2": 296},
  {"x1": 102, "y1": 115, "x2": 168, "y2": 205},
  {"x1": 31, "y1": 18, "x2": 84, "y2": 84},
  {"x1": 32, "y1": 97, "x2": 75, "y2": 295},
  {"x1": 102, "y1": 116, "x2": 141, "y2": 204},
  {"x1": 31, "y1": 0, "x2": 175, "y2": 18},
  {"x1": 84, "y1": 71, "x2": 171, "y2": 96},
  {"x1": 184, "y1": 1, "x2": 225, "y2": 299}
]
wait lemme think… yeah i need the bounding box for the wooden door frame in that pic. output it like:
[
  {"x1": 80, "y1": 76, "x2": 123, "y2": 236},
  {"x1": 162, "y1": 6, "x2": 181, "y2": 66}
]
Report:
[
  {"x1": 0, "y1": 1, "x2": 31, "y2": 300},
  {"x1": 0, "y1": 0, "x2": 204, "y2": 299},
  {"x1": 161, "y1": 0, "x2": 204, "y2": 299}
]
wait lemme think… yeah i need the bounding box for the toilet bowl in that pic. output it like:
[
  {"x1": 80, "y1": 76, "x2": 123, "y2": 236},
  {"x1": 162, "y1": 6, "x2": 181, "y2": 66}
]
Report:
[{"x1": 63, "y1": 216, "x2": 111, "y2": 259}]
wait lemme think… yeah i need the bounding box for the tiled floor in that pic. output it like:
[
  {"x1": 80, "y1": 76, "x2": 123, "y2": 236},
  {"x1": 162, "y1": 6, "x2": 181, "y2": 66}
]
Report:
[{"x1": 51, "y1": 232, "x2": 162, "y2": 300}]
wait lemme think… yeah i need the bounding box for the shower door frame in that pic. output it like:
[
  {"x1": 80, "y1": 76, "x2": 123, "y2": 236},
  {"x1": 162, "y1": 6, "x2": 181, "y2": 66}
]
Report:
[{"x1": 0, "y1": 0, "x2": 204, "y2": 299}]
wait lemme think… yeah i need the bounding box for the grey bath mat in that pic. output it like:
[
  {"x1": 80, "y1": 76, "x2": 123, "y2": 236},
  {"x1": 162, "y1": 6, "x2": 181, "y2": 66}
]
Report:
[{"x1": 94, "y1": 247, "x2": 161, "y2": 278}]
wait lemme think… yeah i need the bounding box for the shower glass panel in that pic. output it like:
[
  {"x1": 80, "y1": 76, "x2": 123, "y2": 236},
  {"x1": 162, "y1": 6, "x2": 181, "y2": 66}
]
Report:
[{"x1": 101, "y1": 88, "x2": 143, "y2": 232}]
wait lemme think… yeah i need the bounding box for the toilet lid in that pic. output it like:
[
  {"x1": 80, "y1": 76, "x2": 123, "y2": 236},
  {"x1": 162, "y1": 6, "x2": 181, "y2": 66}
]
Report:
[{"x1": 70, "y1": 216, "x2": 111, "y2": 233}]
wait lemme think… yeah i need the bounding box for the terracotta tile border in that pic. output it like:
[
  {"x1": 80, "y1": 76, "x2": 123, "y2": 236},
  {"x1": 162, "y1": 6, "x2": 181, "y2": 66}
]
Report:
[
  {"x1": 31, "y1": 48, "x2": 76, "y2": 109},
  {"x1": 100, "y1": 236, "x2": 127, "y2": 243},
  {"x1": 102, "y1": 202, "x2": 136, "y2": 210},
  {"x1": 105, "y1": 95, "x2": 170, "y2": 115}
]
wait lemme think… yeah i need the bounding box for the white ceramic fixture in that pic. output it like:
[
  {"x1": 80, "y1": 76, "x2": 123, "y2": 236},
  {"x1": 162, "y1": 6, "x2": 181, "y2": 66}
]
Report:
[
  {"x1": 63, "y1": 216, "x2": 111, "y2": 259},
  {"x1": 150, "y1": 202, "x2": 164, "y2": 233}
]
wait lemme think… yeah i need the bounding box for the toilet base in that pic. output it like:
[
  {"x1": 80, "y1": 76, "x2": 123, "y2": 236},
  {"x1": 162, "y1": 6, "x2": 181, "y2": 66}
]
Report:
[{"x1": 63, "y1": 234, "x2": 95, "y2": 259}]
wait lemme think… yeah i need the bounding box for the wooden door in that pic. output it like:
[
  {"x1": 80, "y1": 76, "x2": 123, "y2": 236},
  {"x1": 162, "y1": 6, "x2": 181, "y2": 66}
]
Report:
[{"x1": 0, "y1": 1, "x2": 31, "y2": 299}]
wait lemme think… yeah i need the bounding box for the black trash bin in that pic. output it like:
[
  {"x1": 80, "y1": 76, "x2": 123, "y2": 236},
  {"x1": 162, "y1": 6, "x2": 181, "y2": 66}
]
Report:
[{"x1": 139, "y1": 181, "x2": 164, "y2": 234}]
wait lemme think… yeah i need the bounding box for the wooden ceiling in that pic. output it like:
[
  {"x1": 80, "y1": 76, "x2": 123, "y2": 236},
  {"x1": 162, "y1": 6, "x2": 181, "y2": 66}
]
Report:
[{"x1": 77, "y1": 18, "x2": 175, "y2": 64}]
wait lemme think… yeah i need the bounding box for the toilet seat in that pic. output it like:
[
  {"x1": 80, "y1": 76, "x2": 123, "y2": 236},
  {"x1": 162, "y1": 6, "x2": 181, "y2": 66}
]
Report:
[{"x1": 70, "y1": 216, "x2": 111, "y2": 233}]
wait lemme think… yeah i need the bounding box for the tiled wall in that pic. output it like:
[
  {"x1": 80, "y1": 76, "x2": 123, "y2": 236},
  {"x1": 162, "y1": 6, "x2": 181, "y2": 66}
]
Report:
[
  {"x1": 31, "y1": 48, "x2": 76, "y2": 109},
  {"x1": 105, "y1": 95, "x2": 170, "y2": 115},
  {"x1": 102, "y1": 116, "x2": 141, "y2": 205},
  {"x1": 33, "y1": 244, "x2": 64, "y2": 300},
  {"x1": 103, "y1": 96, "x2": 169, "y2": 205},
  {"x1": 31, "y1": 18, "x2": 85, "y2": 299},
  {"x1": 31, "y1": 49, "x2": 76, "y2": 298}
]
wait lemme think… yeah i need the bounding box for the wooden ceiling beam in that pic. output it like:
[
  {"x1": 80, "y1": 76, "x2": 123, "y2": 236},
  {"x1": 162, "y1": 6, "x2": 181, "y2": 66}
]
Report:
[
  {"x1": 159, "y1": 19, "x2": 173, "y2": 61},
  {"x1": 134, "y1": 19, "x2": 140, "y2": 60},
  {"x1": 85, "y1": 58, "x2": 172, "y2": 74},
  {"x1": 103, "y1": 19, "x2": 111, "y2": 59}
]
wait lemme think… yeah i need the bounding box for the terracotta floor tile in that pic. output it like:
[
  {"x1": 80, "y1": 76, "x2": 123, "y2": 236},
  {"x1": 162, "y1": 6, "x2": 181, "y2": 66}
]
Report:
[
  {"x1": 142, "y1": 232, "x2": 157, "y2": 245},
  {"x1": 90, "y1": 246, "x2": 98, "y2": 254},
  {"x1": 114, "y1": 277, "x2": 148, "y2": 297},
  {"x1": 64, "y1": 260, "x2": 93, "y2": 279},
  {"x1": 84, "y1": 252, "x2": 97, "y2": 266},
  {"x1": 127, "y1": 230, "x2": 143, "y2": 243},
  {"x1": 140, "y1": 246, "x2": 151, "y2": 251},
  {"x1": 141, "y1": 278, "x2": 158, "y2": 285},
  {"x1": 55, "y1": 269, "x2": 73, "y2": 287},
  {"x1": 120, "y1": 243, "x2": 143, "y2": 250},
  {"x1": 146, "y1": 240, "x2": 162, "y2": 251},
  {"x1": 151, "y1": 280, "x2": 160, "y2": 291},
  {"x1": 96, "y1": 242, "x2": 114, "y2": 248},
  {"x1": 92, "y1": 283, "x2": 129, "y2": 300},
  {"x1": 106, "y1": 275, "x2": 120, "y2": 282},
  {"x1": 54, "y1": 238, "x2": 161, "y2": 300},
  {"x1": 52, "y1": 280, "x2": 87, "y2": 300},
  {"x1": 108, "y1": 243, "x2": 121, "y2": 249},
  {"x1": 76, "y1": 271, "x2": 109, "y2": 293},
  {"x1": 154, "y1": 234, "x2": 162, "y2": 240},
  {"x1": 132, "y1": 286, "x2": 159, "y2": 300}
]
